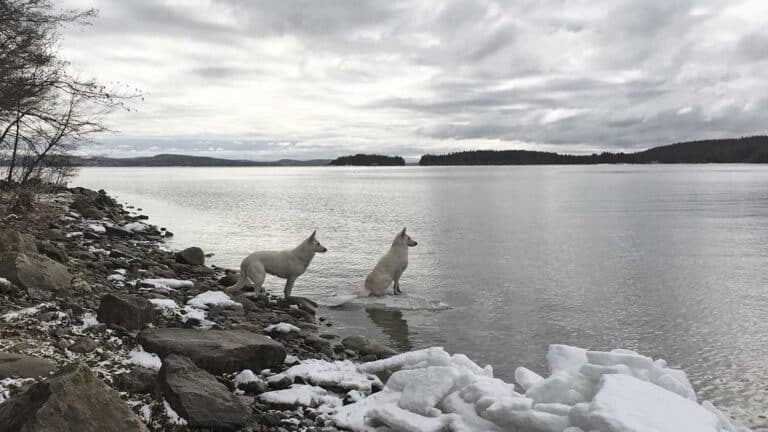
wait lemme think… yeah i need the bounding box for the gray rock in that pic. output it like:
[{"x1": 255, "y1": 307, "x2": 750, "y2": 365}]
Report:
[
  {"x1": 68, "y1": 337, "x2": 98, "y2": 354},
  {"x1": 286, "y1": 296, "x2": 318, "y2": 316},
  {"x1": 69, "y1": 197, "x2": 106, "y2": 219},
  {"x1": 0, "y1": 352, "x2": 56, "y2": 379},
  {"x1": 341, "y1": 335, "x2": 396, "y2": 358},
  {"x1": 97, "y1": 293, "x2": 156, "y2": 330},
  {"x1": 114, "y1": 367, "x2": 156, "y2": 394},
  {"x1": 39, "y1": 243, "x2": 68, "y2": 264},
  {"x1": 0, "y1": 229, "x2": 37, "y2": 254},
  {"x1": 176, "y1": 246, "x2": 205, "y2": 266},
  {"x1": 0, "y1": 252, "x2": 71, "y2": 300},
  {"x1": 159, "y1": 354, "x2": 251, "y2": 431},
  {"x1": 138, "y1": 328, "x2": 286, "y2": 374},
  {"x1": 0, "y1": 362, "x2": 149, "y2": 432}
]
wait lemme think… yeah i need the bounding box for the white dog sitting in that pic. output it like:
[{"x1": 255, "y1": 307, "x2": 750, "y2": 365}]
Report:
[
  {"x1": 364, "y1": 228, "x2": 418, "y2": 296},
  {"x1": 227, "y1": 231, "x2": 327, "y2": 297}
]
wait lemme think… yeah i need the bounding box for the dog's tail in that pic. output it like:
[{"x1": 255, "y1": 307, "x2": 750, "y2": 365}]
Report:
[{"x1": 226, "y1": 262, "x2": 247, "y2": 292}]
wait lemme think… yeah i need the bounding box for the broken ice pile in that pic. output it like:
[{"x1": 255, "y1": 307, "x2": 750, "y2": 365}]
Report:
[{"x1": 333, "y1": 345, "x2": 750, "y2": 432}]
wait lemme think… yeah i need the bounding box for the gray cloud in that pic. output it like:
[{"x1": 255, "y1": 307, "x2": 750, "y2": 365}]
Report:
[{"x1": 59, "y1": 0, "x2": 768, "y2": 160}]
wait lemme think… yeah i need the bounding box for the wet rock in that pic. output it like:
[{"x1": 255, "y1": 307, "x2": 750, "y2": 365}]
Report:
[
  {"x1": 138, "y1": 328, "x2": 286, "y2": 374},
  {"x1": 114, "y1": 367, "x2": 157, "y2": 394},
  {"x1": 286, "y1": 296, "x2": 318, "y2": 316},
  {"x1": 104, "y1": 225, "x2": 132, "y2": 238},
  {"x1": 341, "y1": 335, "x2": 396, "y2": 359},
  {"x1": 0, "y1": 352, "x2": 56, "y2": 379},
  {"x1": 0, "y1": 252, "x2": 71, "y2": 300},
  {"x1": 159, "y1": 354, "x2": 252, "y2": 431},
  {"x1": 96, "y1": 293, "x2": 156, "y2": 330},
  {"x1": 0, "y1": 362, "x2": 149, "y2": 432},
  {"x1": 176, "y1": 246, "x2": 205, "y2": 266},
  {"x1": 0, "y1": 229, "x2": 37, "y2": 254}
]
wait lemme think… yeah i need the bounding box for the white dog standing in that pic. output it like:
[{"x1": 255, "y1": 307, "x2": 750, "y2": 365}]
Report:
[
  {"x1": 227, "y1": 231, "x2": 327, "y2": 297},
  {"x1": 364, "y1": 228, "x2": 418, "y2": 296}
]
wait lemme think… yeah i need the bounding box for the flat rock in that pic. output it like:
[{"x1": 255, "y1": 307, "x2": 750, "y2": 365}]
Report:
[
  {"x1": 0, "y1": 252, "x2": 71, "y2": 300},
  {"x1": 0, "y1": 352, "x2": 56, "y2": 379},
  {"x1": 0, "y1": 362, "x2": 149, "y2": 432},
  {"x1": 97, "y1": 293, "x2": 156, "y2": 330},
  {"x1": 341, "y1": 335, "x2": 396, "y2": 359},
  {"x1": 114, "y1": 367, "x2": 157, "y2": 394},
  {"x1": 176, "y1": 246, "x2": 205, "y2": 266},
  {"x1": 138, "y1": 328, "x2": 286, "y2": 374},
  {"x1": 159, "y1": 354, "x2": 252, "y2": 431},
  {"x1": 0, "y1": 229, "x2": 37, "y2": 254}
]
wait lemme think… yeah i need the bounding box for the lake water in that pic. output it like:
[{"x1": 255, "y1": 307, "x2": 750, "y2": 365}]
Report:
[{"x1": 73, "y1": 165, "x2": 768, "y2": 427}]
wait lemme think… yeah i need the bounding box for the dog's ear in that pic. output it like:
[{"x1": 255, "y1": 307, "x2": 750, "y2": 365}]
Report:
[
  {"x1": 400, "y1": 227, "x2": 407, "y2": 237},
  {"x1": 309, "y1": 230, "x2": 317, "y2": 240}
]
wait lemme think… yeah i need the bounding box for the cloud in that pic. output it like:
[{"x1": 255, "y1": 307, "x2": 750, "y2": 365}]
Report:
[{"x1": 57, "y1": 0, "x2": 768, "y2": 160}]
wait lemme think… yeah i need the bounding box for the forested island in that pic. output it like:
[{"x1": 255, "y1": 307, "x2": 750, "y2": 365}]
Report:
[
  {"x1": 329, "y1": 154, "x2": 406, "y2": 166},
  {"x1": 65, "y1": 154, "x2": 330, "y2": 167},
  {"x1": 420, "y1": 136, "x2": 768, "y2": 165}
]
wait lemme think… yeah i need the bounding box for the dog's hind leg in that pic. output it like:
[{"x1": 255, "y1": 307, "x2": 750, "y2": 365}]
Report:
[{"x1": 244, "y1": 262, "x2": 266, "y2": 294}]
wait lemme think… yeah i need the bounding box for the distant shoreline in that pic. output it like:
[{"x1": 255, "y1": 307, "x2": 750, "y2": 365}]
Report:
[{"x1": 26, "y1": 135, "x2": 766, "y2": 167}]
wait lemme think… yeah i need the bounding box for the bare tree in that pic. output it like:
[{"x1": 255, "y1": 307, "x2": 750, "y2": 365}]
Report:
[{"x1": 0, "y1": 0, "x2": 139, "y2": 187}]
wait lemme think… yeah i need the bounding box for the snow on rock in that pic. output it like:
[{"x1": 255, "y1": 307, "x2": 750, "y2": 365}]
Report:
[
  {"x1": 87, "y1": 223, "x2": 106, "y2": 233},
  {"x1": 141, "y1": 278, "x2": 194, "y2": 290},
  {"x1": 279, "y1": 359, "x2": 382, "y2": 393},
  {"x1": 332, "y1": 345, "x2": 751, "y2": 432},
  {"x1": 187, "y1": 290, "x2": 240, "y2": 309},
  {"x1": 233, "y1": 369, "x2": 262, "y2": 387},
  {"x1": 163, "y1": 399, "x2": 188, "y2": 425},
  {"x1": 259, "y1": 384, "x2": 342, "y2": 408},
  {"x1": 106, "y1": 273, "x2": 125, "y2": 282},
  {"x1": 0, "y1": 277, "x2": 10, "y2": 288},
  {"x1": 149, "y1": 298, "x2": 179, "y2": 310},
  {"x1": 2, "y1": 303, "x2": 53, "y2": 321},
  {"x1": 264, "y1": 322, "x2": 301, "y2": 334},
  {"x1": 128, "y1": 346, "x2": 162, "y2": 370}
]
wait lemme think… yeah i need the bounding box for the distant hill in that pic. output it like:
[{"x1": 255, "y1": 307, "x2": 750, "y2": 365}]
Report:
[
  {"x1": 68, "y1": 154, "x2": 331, "y2": 167},
  {"x1": 419, "y1": 136, "x2": 768, "y2": 165},
  {"x1": 329, "y1": 154, "x2": 406, "y2": 166}
]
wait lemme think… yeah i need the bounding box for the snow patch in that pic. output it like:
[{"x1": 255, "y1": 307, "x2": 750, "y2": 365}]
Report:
[
  {"x1": 141, "y1": 278, "x2": 194, "y2": 290},
  {"x1": 128, "y1": 346, "x2": 162, "y2": 370},
  {"x1": 187, "y1": 291, "x2": 240, "y2": 309}
]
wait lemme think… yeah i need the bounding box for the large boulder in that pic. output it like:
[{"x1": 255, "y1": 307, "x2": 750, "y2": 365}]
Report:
[
  {"x1": 0, "y1": 362, "x2": 149, "y2": 432},
  {"x1": 69, "y1": 196, "x2": 105, "y2": 219},
  {"x1": 0, "y1": 252, "x2": 71, "y2": 300},
  {"x1": 176, "y1": 247, "x2": 205, "y2": 266},
  {"x1": 159, "y1": 355, "x2": 251, "y2": 431},
  {"x1": 0, "y1": 352, "x2": 56, "y2": 379},
  {"x1": 96, "y1": 294, "x2": 156, "y2": 330},
  {"x1": 138, "y1": 328, "x2": 285, "y2": 374},
  {"x1": 0, "y1": 229, "x2": 37, "y2": 254}
]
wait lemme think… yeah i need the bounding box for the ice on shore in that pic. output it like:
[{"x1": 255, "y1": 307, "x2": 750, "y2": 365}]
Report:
[
  {"x1": 264, "y1": 322, "x2": 301, "y2": 334},
  {"x1": 122, "y1": 221, "x2": 149, "y2": 232},
  {"x1": 187, "y1": 290, "x2": 240, "y2": 309},
  {"x1": 329, "y1": 345, "x2": 750, "y2": 432}
]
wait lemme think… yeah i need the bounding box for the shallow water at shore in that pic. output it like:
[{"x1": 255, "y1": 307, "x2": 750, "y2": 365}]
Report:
[{"x1": 73, "y1": 165, "x2": 768, "y2": 427}]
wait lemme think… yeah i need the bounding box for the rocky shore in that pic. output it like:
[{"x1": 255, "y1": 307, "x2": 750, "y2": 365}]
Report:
[{"x1": 0, "y1": 186, "x2": 394, "y2": 431}]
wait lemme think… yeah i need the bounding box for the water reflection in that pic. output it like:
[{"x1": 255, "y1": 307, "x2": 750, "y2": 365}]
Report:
[{"x1": 364, "y1": 307, "x2": 413, "y2": 352}]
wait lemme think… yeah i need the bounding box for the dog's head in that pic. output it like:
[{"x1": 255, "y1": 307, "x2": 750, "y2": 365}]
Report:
[
  {"x1": 398, "y1": 227, "x2": 417, "y2": 247},
  {"x1": 307, "y1": 230, "x2": 327, "y2": 253}
]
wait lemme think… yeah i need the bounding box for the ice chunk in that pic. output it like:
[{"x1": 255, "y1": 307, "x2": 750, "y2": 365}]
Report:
[
  {"x1": 358, "y1": 347, "x2": 452, "y2": 373},
  {"x1": 588, "y1": 374, "x2": 720, "y2": 432},
  {"x1": 123, "y1": 221, "x2": 149, "y2": 232},
  {"x1": 149, "y1": 298, "x2": 179, "y2": 310},
  {"x1": 259, "y1": 384, "x2": 342, "y2": 408},
  {"x1": 515, "y1": 366, "x2": 545, "y2": 391},
  {"x1": 547, "y1": 344, "x2": 587, "y2": 374},
  {"x1": 280, "y1": 359, "x2": 381, "y2": 393}
]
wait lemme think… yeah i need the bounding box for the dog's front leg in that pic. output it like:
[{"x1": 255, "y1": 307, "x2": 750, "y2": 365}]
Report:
[
  {"x1": 393, "y1": 280, "x2": 401, "y2": 295},
  {"x1": 284, "y1": 277, "x2": 296, "y2": 298}
]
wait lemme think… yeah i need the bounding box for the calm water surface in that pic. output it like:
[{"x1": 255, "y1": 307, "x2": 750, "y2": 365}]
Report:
[{"x1": 73, "y1": 165, "x2": 768, "y2": 427}]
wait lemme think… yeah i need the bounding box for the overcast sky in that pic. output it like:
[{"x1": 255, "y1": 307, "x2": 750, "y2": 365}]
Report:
[{"x1": 60, "y1": 0, "x2": 768, "y2": 160}]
